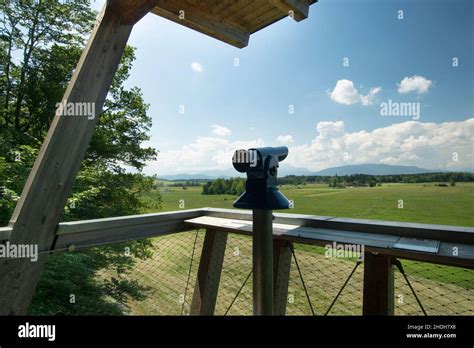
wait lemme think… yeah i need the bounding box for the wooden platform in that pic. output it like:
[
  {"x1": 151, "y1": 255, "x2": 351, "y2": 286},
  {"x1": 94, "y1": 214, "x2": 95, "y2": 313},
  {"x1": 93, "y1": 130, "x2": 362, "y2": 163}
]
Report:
[{"x1": 185, "y1": 215, "x2": 474, "y2": 268}]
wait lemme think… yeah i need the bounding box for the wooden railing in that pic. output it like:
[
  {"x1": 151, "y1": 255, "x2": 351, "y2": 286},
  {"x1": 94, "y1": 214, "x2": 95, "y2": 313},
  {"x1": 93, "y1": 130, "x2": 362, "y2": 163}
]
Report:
[{"x1": 1, "y1": 207, "x2": 473, "y2": 315}]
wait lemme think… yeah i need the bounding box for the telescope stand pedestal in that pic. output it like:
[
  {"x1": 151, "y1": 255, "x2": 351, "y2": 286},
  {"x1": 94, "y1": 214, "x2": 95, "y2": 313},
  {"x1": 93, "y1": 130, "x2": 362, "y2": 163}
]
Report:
[{"x1": 252, "y1": 209, "x2": 274, "y2": 315}]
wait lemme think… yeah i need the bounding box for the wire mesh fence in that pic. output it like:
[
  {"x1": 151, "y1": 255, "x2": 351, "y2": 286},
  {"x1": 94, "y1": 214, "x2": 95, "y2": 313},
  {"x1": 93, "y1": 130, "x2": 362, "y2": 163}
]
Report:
[
  {"x1": 23, "y1": 230, "x2": 474, "y2": 315},
  {"x1": 286, "y1": 244, "x2": 363, "y2": 316},
  {"x1": 394, "y1": 260, "x2": 474, "y2": 315},
  {"x1": 109, "y1": 230, "x2": 206, "y2": 315},
  {"x1": 214, "y1": 233, "x2": 253, "y2": 315}
]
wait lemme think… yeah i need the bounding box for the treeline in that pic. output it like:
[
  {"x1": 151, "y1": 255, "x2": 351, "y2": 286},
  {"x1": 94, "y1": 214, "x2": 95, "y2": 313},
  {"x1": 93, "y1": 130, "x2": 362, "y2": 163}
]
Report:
[
  {"x1": 171, "y1": 181, "x2": 200, "y2": 187},
  {"x1": 200, "y1": 172, "x2": 474, "y2": 195},
  {"x1": 168, "y1": 181, "x2": 201, "y2": 187},
  {"x1": 278, "y1": 172, "x2": 474, "y2": 186},
  {"x1": 202, "y1": 178, "x2": 245, "y2": 195}
]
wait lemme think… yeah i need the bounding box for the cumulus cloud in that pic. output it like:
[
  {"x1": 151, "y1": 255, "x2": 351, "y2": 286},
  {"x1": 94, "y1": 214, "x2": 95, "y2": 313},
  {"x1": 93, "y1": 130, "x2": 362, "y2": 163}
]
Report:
[
  {"x1": 285, "y1": 118, "x2": 474, "y2": 172},
  {"x1": 330, "y1": 80, "x2": 360, "y2": 105},
  {"x1": 330, "y1": 79, "x2": 381, "y2": 105},
  {"x1": 276, "y1": 135, "x2": 294, "y2": 144},
  {"x1": 398, "y1": 75, "x2": 433, "y2": 94},
  {"x1": 211, "y1": 124, "x2": 231, "y2": 137},
  {"x1": 147, "y1": 136, "x2": 264, "y2": 174},
  {"x1": 191, "y1": 62, "x2": 203, "y2": 72},
  {"x1": 146, "y1": 119, "x2": 474, "y2": 175}
]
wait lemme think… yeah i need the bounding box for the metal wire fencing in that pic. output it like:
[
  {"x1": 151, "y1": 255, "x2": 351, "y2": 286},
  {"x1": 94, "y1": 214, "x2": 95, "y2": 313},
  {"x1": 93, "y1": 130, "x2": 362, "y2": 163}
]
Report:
[
  {"x1": 394, "y1": 260, "x2": 474, "y2": 315},
  {"x1": 27, "y1": 230, "x2": 474, "y2": 316}
]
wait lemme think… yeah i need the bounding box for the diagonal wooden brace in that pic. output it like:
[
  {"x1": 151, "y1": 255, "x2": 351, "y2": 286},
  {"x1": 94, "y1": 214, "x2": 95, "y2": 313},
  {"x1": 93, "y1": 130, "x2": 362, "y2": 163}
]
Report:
[
  {"x1": 190, "y1": 229, "x2": 228, "y2": 315},
  {"x1": 0, "y1": 0, "x2": 159, "y2": 315}
]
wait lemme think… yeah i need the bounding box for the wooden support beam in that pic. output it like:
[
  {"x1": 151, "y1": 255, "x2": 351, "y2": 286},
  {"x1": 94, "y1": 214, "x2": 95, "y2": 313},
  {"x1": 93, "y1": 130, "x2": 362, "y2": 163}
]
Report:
[
  {"x1": 0, "y1": 1, "x2": 158, "y2": 315},
  {"x1": 109, "y1": 0, "x2": 160, "y2": 24},
  {"x1": 151, "y1": 1, "x2": 250, "y2": 48},
  {"x1": 270, "y1": 0, "x2": 311, "y2": 22},
  {"x1": 273, "y1": 239, "x2": 293, "y2": 315},
  {"x1": 362, "y1": 252, "x2": 395, "y2": 315},
  {"x1": 190, "y1": 229, "x2": 228, "y2": 315}
]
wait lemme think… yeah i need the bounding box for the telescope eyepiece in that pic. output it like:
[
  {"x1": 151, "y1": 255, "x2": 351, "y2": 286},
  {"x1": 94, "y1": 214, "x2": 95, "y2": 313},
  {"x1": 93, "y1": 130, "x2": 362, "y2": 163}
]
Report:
[{"x1": 232, "y1": 146, "x2": 290, "y2": 210}]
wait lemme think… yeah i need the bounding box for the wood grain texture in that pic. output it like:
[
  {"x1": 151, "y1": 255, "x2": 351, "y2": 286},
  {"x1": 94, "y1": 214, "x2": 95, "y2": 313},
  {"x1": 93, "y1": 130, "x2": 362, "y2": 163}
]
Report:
[
  {"x1": 186, "y1": 214, "x2": 474, "y2": 269},
  {"x1": 190, "y1": 229, "x2": 228, "y2": 315},
  {"x1": 151, "y1": 1, "x2": 250, "y2": 48},
  {"x1": 0, "y1": 4, "x2": 134, "y2": 315},
  {"x1": 149, "y1": 0, "x2": 319, "y2": 48},
  {"x1": 109, "y1": 0, "x2": 160, "y2": 24},
  {"x1": 270, "y1": 0, "x2": 311, "y2": 21},
  {"x1": 273, "y1": 239, "x2": 293, "y2": 315},
  {"x1": 363, "y1": 252, "x2": 395, "y2": 315}
]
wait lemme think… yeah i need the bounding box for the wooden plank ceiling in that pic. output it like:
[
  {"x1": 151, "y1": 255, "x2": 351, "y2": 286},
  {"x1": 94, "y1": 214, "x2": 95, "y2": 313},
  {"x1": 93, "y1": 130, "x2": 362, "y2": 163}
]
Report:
[{"x1": 151, "y1": 0, "x2": 318, "y2": 48}]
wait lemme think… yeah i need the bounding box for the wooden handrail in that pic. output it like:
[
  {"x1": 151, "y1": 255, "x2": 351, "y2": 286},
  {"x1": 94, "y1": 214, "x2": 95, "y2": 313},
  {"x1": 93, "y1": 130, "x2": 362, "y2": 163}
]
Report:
[{"x1": 1, "y1": 207, "x2": 473, "y2": 268}]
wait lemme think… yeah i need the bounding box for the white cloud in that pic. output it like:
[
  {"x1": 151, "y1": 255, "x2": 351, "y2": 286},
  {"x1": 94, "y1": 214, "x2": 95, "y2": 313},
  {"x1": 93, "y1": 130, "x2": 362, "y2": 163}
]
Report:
[
  {"x1": 147, "y1": 136, "x2": 264, "y2": 175},
  {"x1": 330, "y1": 80, "x2": 360, "y2": 105},
  {"x1": 211, "y1": 124, "x2": 231, "y2": 137},
  {"x1": 146, "y1": 118, "x2": 474, "y2": 175},
  {"x1": 191, "y1": 62, "x2": 203, "y2": 72},
  {"x1": 285, "y1": 118, "x2": 474, "y2": 172},
  {"x1": 398, "y1": 75, "x2": 433, "y2": 94},
  {"x1": 330, "y1": 79, "x2": 381, "y2": 106},
  {"x1": 276, "y1": 135, "x2": 294, "y2": 144},
  {"x1": 360, "y1": 87, "x2": 382, "y2": 106}
]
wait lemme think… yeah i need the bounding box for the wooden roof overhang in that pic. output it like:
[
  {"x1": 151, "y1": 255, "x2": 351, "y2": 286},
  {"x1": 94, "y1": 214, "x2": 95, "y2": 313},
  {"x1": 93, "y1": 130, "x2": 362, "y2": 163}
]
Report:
[{"x1": 150, "y1": 0, "x2": 318, "y2": 48}]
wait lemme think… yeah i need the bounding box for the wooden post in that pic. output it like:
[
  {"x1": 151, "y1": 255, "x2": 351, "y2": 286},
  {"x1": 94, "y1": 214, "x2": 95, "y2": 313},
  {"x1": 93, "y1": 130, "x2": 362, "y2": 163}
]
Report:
[
  {"x1": 190, "y1": 229, "x2": 228, "y2": 315},
  {"x1": 273, "y1": 239, "x2": 292, "y2": 316},
  {"x1": 0, "y1": 0, "x2": 159, "y2": 315},
  {"x1": 362, "y1": 252, "x2": 394, "y2": 315}
]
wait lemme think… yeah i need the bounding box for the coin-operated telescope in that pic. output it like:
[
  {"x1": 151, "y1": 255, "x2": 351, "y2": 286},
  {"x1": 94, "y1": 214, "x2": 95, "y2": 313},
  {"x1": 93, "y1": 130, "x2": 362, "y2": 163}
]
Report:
[
  {"x1": 232, "y1": 146, "x2": 291, "y2": 316},
  {"x1": 232, "y1": 146, "x2": 291, "y2": 210}
]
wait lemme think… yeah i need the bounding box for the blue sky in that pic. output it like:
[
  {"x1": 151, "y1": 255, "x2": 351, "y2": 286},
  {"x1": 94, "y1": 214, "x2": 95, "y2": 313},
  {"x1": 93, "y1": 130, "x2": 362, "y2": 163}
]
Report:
[{"x1": 92, "y1": 0, "x2": 473, "y2": 175}]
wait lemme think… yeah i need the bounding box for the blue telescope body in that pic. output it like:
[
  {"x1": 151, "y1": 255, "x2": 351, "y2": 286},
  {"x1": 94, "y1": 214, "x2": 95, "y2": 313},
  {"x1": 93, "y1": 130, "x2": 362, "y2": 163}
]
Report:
[{"x1": 232, "y1": 146, "x2": 291, "y2": 210}]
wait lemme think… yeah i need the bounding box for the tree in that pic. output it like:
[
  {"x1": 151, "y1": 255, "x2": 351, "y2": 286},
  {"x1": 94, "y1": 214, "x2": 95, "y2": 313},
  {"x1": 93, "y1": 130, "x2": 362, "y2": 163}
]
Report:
[
  {"x1": 1, "y1": 0, "x2": 95, "y2": 138},
  {"x1": 201, "y1": 178, "x2": 245, "y2": 195},
  {"x1": 369, "y1": 177, "x2": 377, "y2": 187},
  {"x1": 0, "y1": 0, "x2": 159, "y2": 314}
]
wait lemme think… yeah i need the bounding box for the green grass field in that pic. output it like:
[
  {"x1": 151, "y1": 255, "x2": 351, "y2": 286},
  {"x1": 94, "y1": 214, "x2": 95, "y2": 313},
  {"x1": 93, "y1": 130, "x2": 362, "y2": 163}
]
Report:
[
  {"x1": 124, "y1": 182, "x2": 474, "y2": 315},
  {"x1": 142, "y1": 182, "x2": 474, "y2": 227}
]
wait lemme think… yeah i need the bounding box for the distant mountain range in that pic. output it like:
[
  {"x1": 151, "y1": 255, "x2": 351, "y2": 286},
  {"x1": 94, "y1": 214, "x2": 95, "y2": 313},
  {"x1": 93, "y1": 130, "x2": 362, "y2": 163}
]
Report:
[
  {"x1": 156, "y1": 163, "x2": 465, "y2": 180},
  {"x1": 312, "y1": 163, "x2": 435, "y2": 176},
  {"x1": 157, "y1": 164, "x2": 314, "y2": 180}
]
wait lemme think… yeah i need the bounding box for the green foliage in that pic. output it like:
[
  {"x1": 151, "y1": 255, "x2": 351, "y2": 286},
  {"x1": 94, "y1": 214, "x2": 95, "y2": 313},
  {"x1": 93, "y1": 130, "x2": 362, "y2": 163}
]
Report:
[
  {"x1": 1, "y1": 0, "x2": 95, "y2": 138},
  {"x1": 202, "y1": 177, "x2": 245, "y2": 195},
  {"x1": 0, "y1": 1, "x2": 160, "y2": 314},
  {"x1": 281, "y1": 172, "x2": 474, "y2": 187},
  {"x1": 0, "y1": 144, "x2": 38, "y2": 223},
  {"x1": 329, "y1": 176, "x2": 339, "y2": 188}
]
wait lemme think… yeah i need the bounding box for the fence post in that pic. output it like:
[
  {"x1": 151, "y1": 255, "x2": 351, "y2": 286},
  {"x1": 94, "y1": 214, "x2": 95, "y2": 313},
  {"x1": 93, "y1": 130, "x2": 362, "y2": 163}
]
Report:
[
  {"x1": 363, "y1": 252, "x2": 394, "y2": 315},
  {"x1": 273, "y1": 239, "x2": 293, "y2": 315},
  {"x1": 190, "y1": 229, "x2": 228, "y2": 315}
]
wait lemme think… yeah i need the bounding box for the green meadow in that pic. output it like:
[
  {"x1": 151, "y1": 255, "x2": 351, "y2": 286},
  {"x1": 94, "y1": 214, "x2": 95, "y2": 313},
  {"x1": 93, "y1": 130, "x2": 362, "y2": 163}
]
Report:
[
  {"x1": 142, "y1": 182, "x2": 474, "y2": 227},
  {"x1": 126, "y1": 182, "x2": 474, "y2": 315}
]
